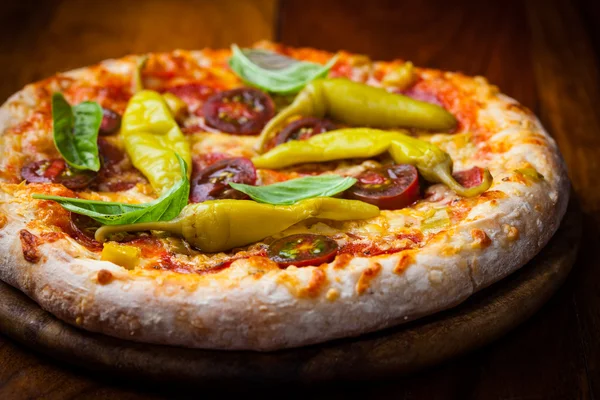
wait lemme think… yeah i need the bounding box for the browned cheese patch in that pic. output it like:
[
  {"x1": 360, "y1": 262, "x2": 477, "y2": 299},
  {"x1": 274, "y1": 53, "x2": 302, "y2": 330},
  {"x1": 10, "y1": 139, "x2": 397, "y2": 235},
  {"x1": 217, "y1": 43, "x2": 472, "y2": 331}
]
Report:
[
  {"x1": 332, "y1": 253, "x2": 353, "y2": 269},
  {"x1": 356, "y1": 262, "x2": 382, "y2": 295},
  {"x1": 0, "y1": 212, "x2": 7, "y2": 229},
  {"x1": 299, "y1": 268, "x2": 328, "y2": 298},
  {"x1": 276, "y1": 268, "x2": 328, "y2": 298},
  {"x1": 471, "y1": 229, "x2": 492, "y2": 249},
  {"x1": 19, "y1": 229, "x2": 41, "y2": 263},
  {"x1": 246, "y1": 256, "x2": 279, "y2": 279},
  {"x1": 394, "y1": 251, "x2": 415, "y2": 274}
]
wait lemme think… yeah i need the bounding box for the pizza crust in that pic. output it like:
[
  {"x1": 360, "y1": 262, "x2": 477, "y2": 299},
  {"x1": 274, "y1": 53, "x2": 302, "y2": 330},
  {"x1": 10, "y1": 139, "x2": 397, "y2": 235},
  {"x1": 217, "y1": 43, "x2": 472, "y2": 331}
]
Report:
[{"x1": 0, "y1": 51, "x2": 569, "y2": 350}]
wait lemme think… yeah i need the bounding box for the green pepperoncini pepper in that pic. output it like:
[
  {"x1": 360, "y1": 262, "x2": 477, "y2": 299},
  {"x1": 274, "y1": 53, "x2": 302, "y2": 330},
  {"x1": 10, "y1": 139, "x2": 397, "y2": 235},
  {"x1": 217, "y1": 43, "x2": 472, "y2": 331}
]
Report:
[
  {"x1": 121, "y1": 90, "x2": 192, "y2": 194},
  {"x1": 252, "y1": 129, "x2": 492, "y2": 197},
  {"x1": 256, "y1": 78, "x2": 457, "y2": 152},
  {"x1": 95, "y1": 197, "x2": 379, "y2": 253}
]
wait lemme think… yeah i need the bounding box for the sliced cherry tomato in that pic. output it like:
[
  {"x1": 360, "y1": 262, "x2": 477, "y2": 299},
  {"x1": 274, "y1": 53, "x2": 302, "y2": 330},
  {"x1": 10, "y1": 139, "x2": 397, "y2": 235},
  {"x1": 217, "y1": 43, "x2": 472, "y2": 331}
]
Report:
[
  {"x1": 346, "y1": 164, "x2": 420, "y2": 210},
  {"x1": 190, "y1": 157, "x2": 257, "y2": 203},
  {"x1": 21, "y1": 159, "x2": 96, "y2": 190},
  {"x1": 268, "y1": 234, "x2": 339, "y2": 268},
  {"x1": 99, "y1": 108, "x2": 121, "y2": 135},
  {"x1": 203, "y1": 88, "x2": 275, "y2": 135},
  {"x1": 453, "y1": 166, "x2": 485, "y2": 188},
  {"x1": 273, "y1": 117, "x2": 337, "y2": 146}
]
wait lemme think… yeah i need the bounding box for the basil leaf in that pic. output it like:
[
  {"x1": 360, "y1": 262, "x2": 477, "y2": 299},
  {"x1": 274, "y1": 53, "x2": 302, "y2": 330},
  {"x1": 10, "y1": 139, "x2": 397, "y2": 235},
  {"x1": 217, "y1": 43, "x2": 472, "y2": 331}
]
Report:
[
  {"x1": 32, "y1": 155, "x2": 190, "y2": 226},
  {"x1": 228, "y1": 45, "x2": 338, "y2": 94},
  {"x1": 52, "y1": 93, "x2": 102, "y2": 172},
  {"x1": 229, "y1": 175, "x2": 357, "y2": 205}
]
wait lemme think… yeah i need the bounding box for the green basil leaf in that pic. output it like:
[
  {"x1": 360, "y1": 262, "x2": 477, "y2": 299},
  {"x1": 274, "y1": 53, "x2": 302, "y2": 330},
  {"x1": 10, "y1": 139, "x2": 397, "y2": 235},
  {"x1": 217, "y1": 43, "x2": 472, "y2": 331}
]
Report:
[
  {"x1": 32, "y1": 154, "x2": 189, "y2": 225},
  {"x1": 52, "y1": 93, "x2": 102, "y2": 172},
  {"x1": 228, "y1": 44, "x2": 338, "y2": 94},
  {"x1": 229, "y1": 175, "x2": 357, "y2": 205}
]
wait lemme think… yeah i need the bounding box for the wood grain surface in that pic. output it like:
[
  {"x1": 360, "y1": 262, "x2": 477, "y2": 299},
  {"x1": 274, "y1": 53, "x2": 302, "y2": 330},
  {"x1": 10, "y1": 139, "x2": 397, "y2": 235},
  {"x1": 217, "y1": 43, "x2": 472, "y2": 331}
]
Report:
[{"x1": 0, "y1": 0, "x2": 597, "y2": 398}]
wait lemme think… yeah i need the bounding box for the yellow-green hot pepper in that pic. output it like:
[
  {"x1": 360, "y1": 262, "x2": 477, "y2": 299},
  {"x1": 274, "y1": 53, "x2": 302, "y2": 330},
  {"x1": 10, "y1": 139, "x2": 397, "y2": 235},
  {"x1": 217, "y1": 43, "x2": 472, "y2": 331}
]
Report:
[
  {"x1": 121, "y1": 90, "x2": 191, "y2": 194},
  {"x1": 256, "y1": 78, "x2": 457, "y2": 152},
  {"x1": 252, "y1": 129, "x2": 492, "y2": 197},
  {"x1": 95, "y1": 197, "x2": 379, "y2": 253}
]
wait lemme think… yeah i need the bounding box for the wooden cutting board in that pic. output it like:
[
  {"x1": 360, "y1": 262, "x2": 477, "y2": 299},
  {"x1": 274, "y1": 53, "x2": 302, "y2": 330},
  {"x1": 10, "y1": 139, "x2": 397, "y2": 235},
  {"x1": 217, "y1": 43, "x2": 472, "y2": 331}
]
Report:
[{"x1": 0, "y1": 201, "x2": 581, "y2": 386}]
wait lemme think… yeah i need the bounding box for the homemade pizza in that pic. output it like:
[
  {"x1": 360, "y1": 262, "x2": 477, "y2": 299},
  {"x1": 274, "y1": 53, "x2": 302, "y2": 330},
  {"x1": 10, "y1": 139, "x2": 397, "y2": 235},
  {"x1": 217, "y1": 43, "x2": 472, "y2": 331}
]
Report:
[{"x1": 0, "y1": 42, "x2": 568, "y2": 350}]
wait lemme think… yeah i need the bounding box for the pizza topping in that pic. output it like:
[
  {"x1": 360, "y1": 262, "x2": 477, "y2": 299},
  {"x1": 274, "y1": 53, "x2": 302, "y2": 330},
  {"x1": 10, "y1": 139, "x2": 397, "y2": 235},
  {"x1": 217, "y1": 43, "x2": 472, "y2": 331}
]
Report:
[
  {"x1": 121, "y1": 90, "x2": 192, "y2": 194},
  {"x1": 101, "y1": 242, "x2": 140, "y2": 269},
  {"x1": 21, "y1": 159, "x2": 96, "y2": 190},
  {"x1": 421, "y1": 208, "x2": 451, "y2": 232},
  {"x1": 381, "y1": 62, "x2": 417, "y2": 90},
  {"x1": 190, "y1": 157, "x2": 256, "y2": 203},
  {"x1": 69, "y1": 213, "x2": 102, "y2": 250},
  {"x1": 273, "y1": 117, "x2": 336, "y2": 147},
  {"x1": 229, "y1": 175, "x2": 356, "y2": 205},
  {"x1": 346, "y1": 164, "x2": 420, "y2": 210},
  {"x1": 268, "y1": 234, "x2": 338, "y2": 267},
  {"x1": 99, "y1": 108, "x2": 122, "y2": 135},
  {"x1": 19, "y1": 229, "x2": 41, "y2": 263},
  {"x1": 453, "y1": 166, "x2": 488, "y2": 188},
  {"x1": 203, "y1": 88, "x2": 275, "y2": 135},
  {"x1": 161, "y1": 92, "x2": 188, "y2": 122},
  {"x1": 228, "y1": 45, "x2": 337, "y2": 94},
  {"x1": 256, "y1": 78, "x2": 457, "y2": 152},
  {"x1": 52, "y1": 92, "x2": 103, "y2": 172},
  {"x1": 164, "y1": 84, "x2": 216, "y2": 116},
  {"x1": 95, "y1": 138, "x2": 144, "y2": 192},
  {"x1": 94, "y1": 197, "x2": 379, "y2": 253},
  {"x1": 33, "y1": 155, "x2": 189, "y2": 226},
  {"x1": 253, "y1": 129, "x2": 492, "y2": 197},
  {"x1": 133, "y1": 54, "x2": 149, "y2": 93}
]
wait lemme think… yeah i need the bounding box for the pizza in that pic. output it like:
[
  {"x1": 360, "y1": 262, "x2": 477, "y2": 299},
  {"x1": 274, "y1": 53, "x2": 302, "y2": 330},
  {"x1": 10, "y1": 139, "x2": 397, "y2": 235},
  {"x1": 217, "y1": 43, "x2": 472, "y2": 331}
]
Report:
[{"x1": 0, "y1": 41, "x2": 568, "y2": 351}]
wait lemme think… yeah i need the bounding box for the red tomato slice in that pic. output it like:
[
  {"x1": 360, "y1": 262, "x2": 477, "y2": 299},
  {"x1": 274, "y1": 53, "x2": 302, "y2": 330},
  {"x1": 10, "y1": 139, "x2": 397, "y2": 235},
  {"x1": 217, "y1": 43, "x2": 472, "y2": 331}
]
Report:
[
  {"x1": 203, "y1": 88, "x2": 275, "y2": 135},
  {"x1": 189, "y1": 157, "x2": 257, "y2": 203},
  {"x1": 21, "y1": 159, "x2": 96, "y2": 190},
  {"x1": 346, "y1": 164, "x2": 420, "y2": 210},
  {"x1": 268, "y1": 234, "x2": 339, "y2": 267}
]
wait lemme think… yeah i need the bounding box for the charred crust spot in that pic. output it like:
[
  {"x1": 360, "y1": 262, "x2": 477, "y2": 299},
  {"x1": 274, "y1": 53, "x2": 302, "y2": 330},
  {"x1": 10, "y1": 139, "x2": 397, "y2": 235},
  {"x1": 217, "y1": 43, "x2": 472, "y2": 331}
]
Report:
[
  {"x1": 471, "y1": 229, "x2": 492, "y2": 249},
  {"x1": 356, "y1": 262, "x2": 382, "y2": 295},
  {"x1": 332, "y1": 253, "x2": 353, "y2": 269},
  {"x1": 19, "y1": 229, "x2": 41, "y2": 263},
  {"x1": 97, "y1": 269, "x2": 114, "y2": 285},
  {"x1": 394, "y1": 252, "x2": 415, "y2": 274}
]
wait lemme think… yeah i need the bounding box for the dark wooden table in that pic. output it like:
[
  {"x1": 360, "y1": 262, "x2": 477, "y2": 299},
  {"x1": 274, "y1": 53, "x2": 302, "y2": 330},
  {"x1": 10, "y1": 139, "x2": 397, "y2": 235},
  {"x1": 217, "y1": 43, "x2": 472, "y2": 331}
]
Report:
[{"x1": 1, "y1": 0, "x2": 599, "y2": 398}]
